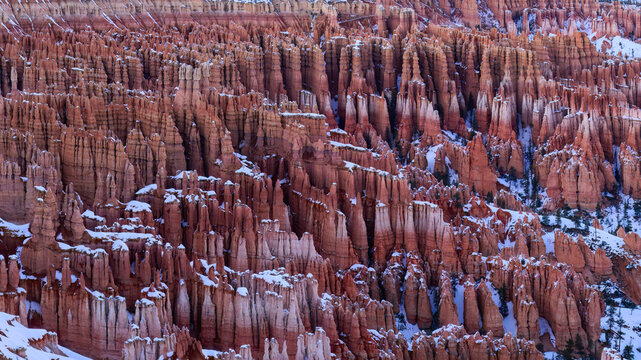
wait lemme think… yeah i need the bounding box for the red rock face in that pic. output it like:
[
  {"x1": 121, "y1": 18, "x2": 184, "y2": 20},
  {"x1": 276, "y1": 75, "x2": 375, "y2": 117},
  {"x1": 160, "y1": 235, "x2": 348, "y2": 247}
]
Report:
[{"x1": 1, "y1": 0, "x2": 641, "y2": 359}]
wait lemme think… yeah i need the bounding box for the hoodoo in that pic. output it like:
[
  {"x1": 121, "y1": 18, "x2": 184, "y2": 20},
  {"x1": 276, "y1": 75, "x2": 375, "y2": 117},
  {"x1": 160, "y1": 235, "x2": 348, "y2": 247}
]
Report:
[{"x1": 0, "y1": 0, "x2": 641, "y2": 359}]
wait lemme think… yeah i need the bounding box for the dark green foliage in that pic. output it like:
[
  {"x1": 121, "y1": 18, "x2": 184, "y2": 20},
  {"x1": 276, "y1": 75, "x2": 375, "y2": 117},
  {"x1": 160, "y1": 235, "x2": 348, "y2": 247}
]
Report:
[
  {"x1": 541, "y1": 213, "x2": 550, "y2": 226},
  {"x1": 574, "y1": 334, "x2": 584, "y2": 357},
  {"x1": 497, "y1": 283, "x2": 509, "y2": 317},
  {"x1": 560, "y1": 337, "x2": 575, "y2": 360},
  {"x1": 434, "y1": 170, "x2": 450, "y2": 186},
  {"x1": 634, "y1": 201, "x2": 641, "y2": 219},
  {"x1": 486, "y1": 191, "x2": 494, "y2": 204}
]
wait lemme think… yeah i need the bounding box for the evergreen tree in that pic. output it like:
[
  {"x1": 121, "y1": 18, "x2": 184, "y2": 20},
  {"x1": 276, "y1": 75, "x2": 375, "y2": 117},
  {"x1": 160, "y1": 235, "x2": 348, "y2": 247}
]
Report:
[
  {"x1": 614, "y1": 308, "x2": 626, "y2": 351},
  {"x1": 624, "y1": 200, "x2": 631, "y2": 216},
  {"x1": 574, "y1": 334, "x2": 584, "y2": 357},
  {"x1": 561, "y1": 337, "x2": 575, "y2": 360},
  {"x1": 432, "y1": 287, "x2": 440, "y2": 330},
  {"x1": 604, "y1": 306, "x2": 615, "y2": 346},
  {"x1": 453, "y1": 191, "x2": 461, "y2": 208},
  {"x1": 396, "y1": 312, "x2": 406, "y2": 330},
  {"x1": 498, "y1": 283, "x2": 509, "y2": 317},
  {"x1": 542, "y1": 214, "x2": 550, "y2": 226},
  {"x1": 535, "y1": 197, "x2": 542, "y2": 208},
  {"x1": 588, "y1": 339, "x2": 597, "y2": 360},
  {"x1": 470, "y1": 104, "x2": 478, "y2": 130},
  {"x1": 634, "y1": 201, "x2": 641, "y2": 219}
]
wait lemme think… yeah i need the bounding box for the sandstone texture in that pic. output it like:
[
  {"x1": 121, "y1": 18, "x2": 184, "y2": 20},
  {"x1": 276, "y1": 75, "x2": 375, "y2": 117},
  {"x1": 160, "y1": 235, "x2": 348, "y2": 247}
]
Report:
[{"x1": 0, "y1": 0, "x2": 640, "y2": 359}]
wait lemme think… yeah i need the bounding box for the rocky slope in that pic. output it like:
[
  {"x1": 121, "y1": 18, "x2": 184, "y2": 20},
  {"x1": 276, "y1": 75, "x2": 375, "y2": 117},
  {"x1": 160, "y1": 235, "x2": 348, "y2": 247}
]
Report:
[{"x1": 1, "y1": 0, "x2": 641, "y2": 359}]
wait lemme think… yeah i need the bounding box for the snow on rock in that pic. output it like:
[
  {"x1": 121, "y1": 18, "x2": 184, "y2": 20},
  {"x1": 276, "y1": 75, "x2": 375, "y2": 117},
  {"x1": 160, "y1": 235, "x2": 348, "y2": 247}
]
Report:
[
  {"x1": 0, "y1": 217, "x2": 31, "y2": 238},
  {"x1": 486, "y1": 281, "x2": 518, "y2": 336},
  {"x1": 111, "y1": 240, "x2": 129, "y2": 252},
  {"x1": 85, "y1": 230, "x2": 160, "y2": 247},
  {"x1": 135, "y1": 184, "x2": 157, "y2": 195},
  {"x1": 425, "y1": 144, "x2": 443, "y2": 173},
  {"x1": 236, "y1": 287, "x2": 249, "y2": 297},
  {"x1": 600, "y1": 305, "x2": 641, "y2": 359},
  {"x1": 594, "y1": 36, "x2": 641, "y2": 59},
  {"x1": 453, "y1": 283, "x2": 465, "y2": 325},
  {"x1": 0, "y1": 311, "x2": 90, "y2": 359},
  {"x1": 396, "y1": 304, "x2": 422, "y2": 350},
  {"x1": 250, "y1": 269, "x2": 293, "y2": 288},
  {"x1": 539, "y1": 317, "x2": 556, "y2": 347},
  {"x1": 81, "y1": 210, "x2": 105, "y2": 222},
  {"x1": 542, "y1": 231, "x2": 556, "y2": 254},
  {"x1": 124, "y1": 200, "x2": 151, "y2": 213}
]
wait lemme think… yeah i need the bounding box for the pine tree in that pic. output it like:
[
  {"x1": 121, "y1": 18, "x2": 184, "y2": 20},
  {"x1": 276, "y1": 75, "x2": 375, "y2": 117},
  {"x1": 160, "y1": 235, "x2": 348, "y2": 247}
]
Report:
[
  {"x1": 561, "y1": 337, "x2": 575, "y2": 360},
  {"x1": 574, "y1": 334, "x2": 584, "y2": 357},
  {"x1": 542, "y1": 214, "x2": 550, "y2": 226},
  {"x1": 604, "y1": 306, "x2": 615, "y2": 346},
  {"x1": 614, "y1": 308, "x2": 626, "y2": 351},
  {"x1": 624, "y1": 200, "x2": 631, "y2": 216},
  {"x1": 498, "y1": 283, "x2": 509, "y2": 317},
  {"x1": 486, "y1": 191, "x2": 494, "y2": 204},
  {"x1": 470, "y1": 103, "x2": 478, "y2": 130},
  {"x1": 432, "y1": 287, "x2": 440, "y2": 330},
  {"x1": 634, "y1": 201, "x2": 641, "y2": 219},
  {"x1": 453, "y1": 191, "x2": 461, "y2": 208},
  {"x1": 588, "y1": 339, "x2": 597, "y2": 360}
]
